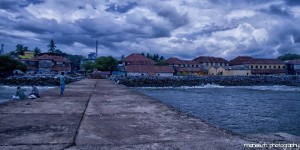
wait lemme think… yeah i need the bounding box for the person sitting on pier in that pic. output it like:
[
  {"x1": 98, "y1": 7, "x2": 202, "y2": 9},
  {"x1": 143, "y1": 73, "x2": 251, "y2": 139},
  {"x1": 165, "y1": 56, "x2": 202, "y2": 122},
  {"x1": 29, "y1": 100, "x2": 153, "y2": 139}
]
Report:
[
  {"x1": 28, "y1": 85, "x2": 40, "y2": 99},
  {"x1": 12, "y1": 87, "x2": 26, "y2": 100}
]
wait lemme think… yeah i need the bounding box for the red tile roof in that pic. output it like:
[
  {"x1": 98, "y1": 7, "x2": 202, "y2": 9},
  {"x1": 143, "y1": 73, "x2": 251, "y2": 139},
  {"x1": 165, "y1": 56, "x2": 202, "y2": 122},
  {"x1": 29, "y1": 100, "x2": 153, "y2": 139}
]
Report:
[
  {"x1": 37, "y1": 54, "x2": 71, "y2": 63},
  {"x1": 125, "y1": 65, "x2": 174, "y2": 74},
  {"x1": 230, "y1": 56, "x2": 285, "y2": 65},
  {"x1": 193, "y1": 56, "x2": 228, "y2": 63},
  {"x1": 123, "y1": 53, "x2": 155, "y2": 65},
  {"x1": 229, "y1": 56, "x2": 252, "y2": 66},
  {"x1": 166, "y1": 57, "x2": 196, "y2": 65}
]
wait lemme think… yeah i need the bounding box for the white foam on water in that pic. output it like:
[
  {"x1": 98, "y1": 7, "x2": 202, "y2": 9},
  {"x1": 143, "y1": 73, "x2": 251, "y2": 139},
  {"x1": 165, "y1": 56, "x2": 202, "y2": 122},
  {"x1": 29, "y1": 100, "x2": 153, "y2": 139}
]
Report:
[
  {"x1": 137, "y1": 85, "x2": 300, "y2": 92},
  {"x1": 241, "y1": 85, "x2": 300, "y2": 92}
]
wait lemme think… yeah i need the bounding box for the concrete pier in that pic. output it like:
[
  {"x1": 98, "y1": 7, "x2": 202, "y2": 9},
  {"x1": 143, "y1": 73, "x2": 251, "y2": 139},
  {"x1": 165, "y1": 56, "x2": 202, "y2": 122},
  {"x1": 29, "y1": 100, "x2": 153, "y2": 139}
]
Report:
[{"x1": 0, "y1": 79, "x2": 299, "y2": 150}]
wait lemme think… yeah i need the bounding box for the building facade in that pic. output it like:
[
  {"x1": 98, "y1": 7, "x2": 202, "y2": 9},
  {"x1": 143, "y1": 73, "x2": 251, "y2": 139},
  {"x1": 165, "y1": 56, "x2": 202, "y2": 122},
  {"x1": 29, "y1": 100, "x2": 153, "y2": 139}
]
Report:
[
  {"x1": 20, "y1": 54, "x2": 71, "y2": 74},
  {"x1": 123, "y1": 53, "x2": 174, "y2": 76},
  {"x1": 287, "y1": 59, "x2": 300, "y2": 75},
  {"x1": 229, "y1": 56, "x2": 286, "y2": 75}
]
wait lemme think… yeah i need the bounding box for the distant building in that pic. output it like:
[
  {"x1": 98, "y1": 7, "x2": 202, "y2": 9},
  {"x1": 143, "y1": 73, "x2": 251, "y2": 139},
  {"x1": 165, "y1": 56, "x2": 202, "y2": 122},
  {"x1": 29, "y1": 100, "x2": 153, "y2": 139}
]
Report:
[
  {"x1": 19, "y1": 51, "x2": 35, "y2": 59},
  {"x1": 208, "y1": 66, "x2": 226, "y2": 75},
  {"x1": 176, "y1": 67, "x2": 207, "y2": 76},
  {"x1": 123, "y1": 53, "x2": 174, "y2": 76},
  {"x1": 123, "y1": 53, "x2": 155, "y2": 66},
  {"x1": 224, "y1": 65, "x2": 251, "y2": 76},
  {"x1": 193, "y1": 56, "x2": 229, "y2": 68},
  {"x1": 229, "y1": 56, "x2": 286, "y2": 75},
  {"x1": 20, "y1": 53, "x2": 71, "y2": 74},
  {"x1": 125, "y1": 65, "x2": 174, "y2": 76},
  {"x1": 287, "y1": 59, "x2": 300, "y2": 75},
  {"x1": 166, "y1": 56, "x2": 229, "y2": 76}
]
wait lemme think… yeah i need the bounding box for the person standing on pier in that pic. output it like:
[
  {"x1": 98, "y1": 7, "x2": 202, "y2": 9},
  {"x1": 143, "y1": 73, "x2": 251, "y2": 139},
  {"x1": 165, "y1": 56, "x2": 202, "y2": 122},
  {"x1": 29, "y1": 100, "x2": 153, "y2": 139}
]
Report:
[{"x1": 59, "y1": 72, "x2": 66, "y2": 95}]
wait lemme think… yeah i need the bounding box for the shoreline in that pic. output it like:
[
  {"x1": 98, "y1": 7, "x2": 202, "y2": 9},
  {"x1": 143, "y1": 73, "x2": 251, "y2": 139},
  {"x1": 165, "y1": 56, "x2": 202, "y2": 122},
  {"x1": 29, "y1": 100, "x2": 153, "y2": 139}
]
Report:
[
  {"x1": 113, "y1": 75, "x2": 300, "y2": 87},
  {"x1": 0, "y1": 75, "x2": 85, "y2": 86}
]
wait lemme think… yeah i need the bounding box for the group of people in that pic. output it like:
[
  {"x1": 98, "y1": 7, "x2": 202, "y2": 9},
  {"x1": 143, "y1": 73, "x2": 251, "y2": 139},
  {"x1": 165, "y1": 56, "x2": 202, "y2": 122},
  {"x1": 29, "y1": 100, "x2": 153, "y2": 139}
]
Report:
[
  {"x1": 12, "y1": 72, "x2": 66, "y2": 100},
  {"x1": 12, "y1": 85, "x2": 40, "y2": 100}
]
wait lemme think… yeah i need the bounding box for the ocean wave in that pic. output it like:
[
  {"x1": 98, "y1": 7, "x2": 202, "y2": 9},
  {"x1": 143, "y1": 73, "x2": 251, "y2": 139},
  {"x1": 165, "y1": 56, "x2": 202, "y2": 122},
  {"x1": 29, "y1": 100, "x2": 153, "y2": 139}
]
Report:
[
  {"x1": 242, "y1": 86, "x2": 300, "y2": 92},
  {"x1": 137, "y1": 85, "x2": 300, "y2": 91}
]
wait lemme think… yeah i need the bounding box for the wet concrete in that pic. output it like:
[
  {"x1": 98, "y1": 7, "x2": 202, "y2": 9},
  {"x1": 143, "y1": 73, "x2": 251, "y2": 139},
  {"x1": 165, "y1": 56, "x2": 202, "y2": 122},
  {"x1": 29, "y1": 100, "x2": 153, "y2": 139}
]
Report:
[{"x1": 0, "y1": 79, "x2": 298, "y2": 150}]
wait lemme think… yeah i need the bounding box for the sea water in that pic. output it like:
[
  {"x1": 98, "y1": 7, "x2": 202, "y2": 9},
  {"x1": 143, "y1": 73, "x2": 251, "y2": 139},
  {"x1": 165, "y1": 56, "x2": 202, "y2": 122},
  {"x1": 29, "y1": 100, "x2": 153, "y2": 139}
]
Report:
[
  {"x1": 137, "y1": 85, "x2": 300, "y2": 136},
  {"x1": 0, "y1": 86, "x2": 55, "y2": 103}
]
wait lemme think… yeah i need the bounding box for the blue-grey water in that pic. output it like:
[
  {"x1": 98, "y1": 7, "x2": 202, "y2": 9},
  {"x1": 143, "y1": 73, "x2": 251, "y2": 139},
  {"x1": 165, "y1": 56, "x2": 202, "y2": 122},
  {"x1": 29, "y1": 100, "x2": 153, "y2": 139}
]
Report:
[
  {"x1": 137, "y1": 85, "x2": 300, "y2": 136},
  {"x1": 0, "y1": 86, "x2": 55, "y2": 103}
]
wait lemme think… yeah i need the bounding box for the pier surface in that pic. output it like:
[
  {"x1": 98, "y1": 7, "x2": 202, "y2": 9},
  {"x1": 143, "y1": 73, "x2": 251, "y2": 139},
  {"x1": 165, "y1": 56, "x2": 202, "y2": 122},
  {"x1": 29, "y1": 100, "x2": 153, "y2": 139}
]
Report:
[{"x1": 0, "y1": 79, "x2": 299, "y2": 150}]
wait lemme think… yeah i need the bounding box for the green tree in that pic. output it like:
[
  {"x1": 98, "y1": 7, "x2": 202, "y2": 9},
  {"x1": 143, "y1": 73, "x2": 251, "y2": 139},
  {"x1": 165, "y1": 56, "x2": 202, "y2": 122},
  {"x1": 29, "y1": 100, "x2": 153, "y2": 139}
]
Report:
[
  {"x1": 15, "y1": 44, "x2": 25, "y2": 55},
  {"x1": 155, "y1": 61, "x2": 169, "y2": 66},
  {"x1": 94, "y1": 56, "x2": 117, "y2": 73},
  {"x1": 81, "y1": 61, "x2": 94, "y2": 72},
  {"x1": 153, "y1": 54, "x2": 159, "y2": 62},
  {"x1": 33, "y1": 47, "x2": 41, "y2": 56},
  {"x1": 159, "y1": 56, "x2": 165, "y2": 61},
  {"x1": 47, "y1": 39, "x2": 57, "y2": 53},
  {"x1": 66, "y1": 54, "x2": 85, "y2": 71},
  {"x1": 0, "y1": 44, "x2": 4, "y2": 55},
  {"x1": 278, "y1": 53, "x2": 300, "y2": 61},
  {"x1": 146, "y1": 53, "x2": 151, "y2": 59},
  {"x1": 0, "y1": 55, "x2": 27, "y2": 77},
  {"x1": 54, "y1": 49, "x2": 63, "y2": 54}
]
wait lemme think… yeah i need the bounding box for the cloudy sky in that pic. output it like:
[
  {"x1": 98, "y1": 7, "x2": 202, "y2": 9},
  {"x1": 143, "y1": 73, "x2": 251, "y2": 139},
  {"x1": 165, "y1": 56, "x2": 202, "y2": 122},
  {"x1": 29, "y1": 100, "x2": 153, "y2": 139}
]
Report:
[{"x1": 0, "y1": 0, "x2": 300, "y2": 60}]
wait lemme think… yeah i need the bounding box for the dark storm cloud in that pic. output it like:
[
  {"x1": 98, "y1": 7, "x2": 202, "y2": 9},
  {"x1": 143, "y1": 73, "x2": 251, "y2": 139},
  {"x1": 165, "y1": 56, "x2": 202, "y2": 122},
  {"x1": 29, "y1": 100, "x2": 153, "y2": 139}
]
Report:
[
  {"x1": 0, "y1": 0, "x2": 44, "y2": 10},
  {"x1": 1, "y1": 0, "x2": 300, "y2": 58},
  {"x1": 285, "y1": 0, "x2": 300, "y2": 5},
  {"x1": 261, "y1": 4, "x2": 294, "y2": 17},
  {"x1": 106, "y1": 2, "x2": 138, "y2": 13},
  {"x1": 156, "y1": 8, "x2": 189, "y2": 28},
  {"x1": 209, "y1": 0, "x2": 273, "y2": 5},
  {"x1": 0, "y1": 0, "x2": 21, "y2": 10}
]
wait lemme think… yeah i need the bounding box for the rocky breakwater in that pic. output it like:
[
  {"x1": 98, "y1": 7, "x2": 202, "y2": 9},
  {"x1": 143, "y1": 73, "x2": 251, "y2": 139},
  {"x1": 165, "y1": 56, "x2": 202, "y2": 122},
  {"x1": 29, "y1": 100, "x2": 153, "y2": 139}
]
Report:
[
  {"x1": 0, "y1": 75, "x2": 85, "y2": 86},
  {"x1": 112, "y1": 75, "x2": 300, "y2": 87}
]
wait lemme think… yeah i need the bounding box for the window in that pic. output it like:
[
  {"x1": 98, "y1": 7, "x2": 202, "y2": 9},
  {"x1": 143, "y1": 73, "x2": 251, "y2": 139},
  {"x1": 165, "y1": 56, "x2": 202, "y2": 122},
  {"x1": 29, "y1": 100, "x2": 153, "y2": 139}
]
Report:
[
  {"x1": 269, "y1": 66, "x2": 271, "y2": 68},
  {"x1": 274, "y1": 66, "x2": 276, "y2": 69},
  {"x1": 283, "y1": 66, "x2": 285, "y2": 69},
  {"x1": 251, "y1": 66, "x2": 254, "y2": 69},
  {"x1": 260, "y1": 66, "x2": 262, "y2": 69},
  {"x1": 278, "y1": 66, "x2": 281, "y2": 69},
  {"x1": 256, "y1": 66, "x2": 258, "y2": 69},
  {"x1": 196, "y1": 65, "x2": 199, "y2": 67},
  {"x1": 264, "y1": 66, "x2": 267, "y2": 69}
]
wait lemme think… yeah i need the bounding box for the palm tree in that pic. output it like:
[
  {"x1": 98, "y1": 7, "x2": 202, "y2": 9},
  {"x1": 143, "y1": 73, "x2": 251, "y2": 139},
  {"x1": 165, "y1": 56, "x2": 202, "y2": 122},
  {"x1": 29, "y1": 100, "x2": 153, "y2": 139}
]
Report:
[
  {"x1": 15, "y1": 44, "x2": 25, "y2": 55},
  {"x1": 33, "y1": 47, "x2": 41, "y2": 56},
  {"x1": 47, "y1": 39, "x2": 56, "y2": 53}
]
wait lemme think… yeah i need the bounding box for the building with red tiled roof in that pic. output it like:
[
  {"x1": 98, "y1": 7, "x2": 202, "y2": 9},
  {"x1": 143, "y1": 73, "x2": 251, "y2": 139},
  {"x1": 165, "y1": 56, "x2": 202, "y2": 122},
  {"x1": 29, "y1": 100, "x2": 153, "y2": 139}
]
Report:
[
  {"x1": 193, "y1": 56, "x2": 229, "y2": 68},
  {"x1": 123, "y1": 53, "x2": 155, "y2": 66},
  {"x1": 229, "y1": 56, "x2": 252, "y2": 66},
  {"x1": 122, "y1": 53, "x2": 174, "y2": 76},
  {"x1": 20, "y1": 54, "x2": 71, "y2": 74},
  {"x1": 166, "y1": 56, "x2": 230, "y2": 76},
  {"x1": 125, "y1": 65, "x2": 174, "y2": 76},
  {"x1": 229, "y1": 56, "x2": 286, "y2": 75}
]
